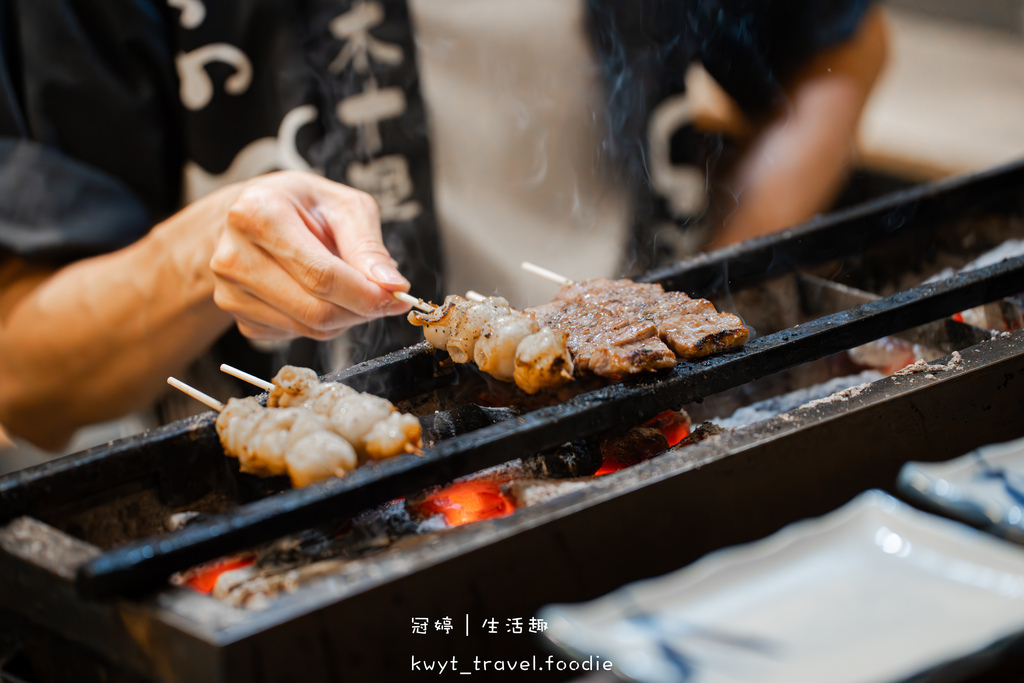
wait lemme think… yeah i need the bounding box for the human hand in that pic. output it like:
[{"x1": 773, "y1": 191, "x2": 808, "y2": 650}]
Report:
[{"x1": 210, "y1": 171, "x2": 411, "y2": 340}]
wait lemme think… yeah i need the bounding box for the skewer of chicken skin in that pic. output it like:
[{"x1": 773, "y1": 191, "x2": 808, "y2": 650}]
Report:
[
  {"x1": 221, "y1": 364, "x2": 422, "y2": 461},
  {"x1": 167, "y1": 377, "x2": 357, "y2": 488},
  {"x1": 403, "y1": 294, "x2": 574, "y2": 394}
]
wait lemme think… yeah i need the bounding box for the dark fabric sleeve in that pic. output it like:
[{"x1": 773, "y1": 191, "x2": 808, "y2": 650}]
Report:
[
  {"x1": 588, "y1": 0, "x2": 872, "y2": 142},
  {"x1": 0, "y1": 0, "x2": 180, "y2": 263},
  {"x1": 692, "y1": 0, "x2": 872, "y2": 113},
  {"x1": 0, "y1": 138, "x2": 149, "y2": 262}
]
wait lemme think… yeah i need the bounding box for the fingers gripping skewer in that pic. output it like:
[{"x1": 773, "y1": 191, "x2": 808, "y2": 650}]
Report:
[
  {"x1": 167, "y1": 377, "x2": 224, "y2": 412},
  {"x1": 520, "y1": 262, "x2": 575, "y2": 287},
  {"x1": 392, "y1": 290, "x2": 436, "y2": 313},
  {"x1": 220, "y1": 364, "x2": 274, "y2": 392}
]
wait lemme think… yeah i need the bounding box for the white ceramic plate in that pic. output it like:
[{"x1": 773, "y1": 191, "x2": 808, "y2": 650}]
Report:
[
  {"x1": 539, "y1": 490, "x2": 1024, "y2": 683},
  {"x1": 898, "y1": 436, "x2": 1024, "y2": 542}
]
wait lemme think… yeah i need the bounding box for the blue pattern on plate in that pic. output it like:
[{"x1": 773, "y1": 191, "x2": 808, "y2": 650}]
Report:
[
  {"x1": 899, "y1": 436, "x2": 1024, "y2": 539},
  {"x1": 538, "y1": 490, "x2": 1024, "y2": 683}
]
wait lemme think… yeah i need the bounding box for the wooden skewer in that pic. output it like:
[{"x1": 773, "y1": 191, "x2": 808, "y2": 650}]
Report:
[
  {"x1": 167, "y1": 377, "x2": 224, "y2": 412},
  {"x1": 220, "y1": 364, "x2": 274, "y2": 392},
  {"x1": 466, "y1": 290, "x2": 523, "y2": 314},
  {"x1": 392, "y1": 290, "x2": 436, "y2": 313},
  {"x1": 468, "y1": 289, "x2": 529, "y2": 314},
  {"x1": 520, "y1": 261, "x2": 574, "y2": 287}
]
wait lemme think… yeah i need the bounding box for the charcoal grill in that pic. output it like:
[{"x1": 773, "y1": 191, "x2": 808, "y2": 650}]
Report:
[{"x1": 1, "y1": 161, "x2": 1023, "y2": 682}]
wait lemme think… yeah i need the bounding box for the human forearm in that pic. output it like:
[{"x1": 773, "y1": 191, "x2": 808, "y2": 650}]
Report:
[
  {"x1": 0, "y1": 185, "x2": 238, "y2": 448},
  {"x1": 0, "y1": 172, "x2": 412, "y2": 449},
  {"x1": 712, "y1": 7, "x2": 889, "y2": 247}
]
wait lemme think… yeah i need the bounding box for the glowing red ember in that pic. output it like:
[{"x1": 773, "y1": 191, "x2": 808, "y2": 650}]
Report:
[
  {"x1": 418, "y1": 480, "x2": 515, "y2": 527},
  {"x1": 185, "y1": 557, "x2": 255, "y2": 594},
  {"x1": 593, "y1": 461, "x2": 626, "y2": 476},
  {"x1": 643, "y1": 409, "x2": 691, "y2": 447},
  {"x1": 595, "y1": 410, "x2": 691, "y2": 476}
]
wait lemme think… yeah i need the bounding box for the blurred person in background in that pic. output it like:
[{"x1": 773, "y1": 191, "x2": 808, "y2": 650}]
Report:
[{"x1": 0, "y1": 0, "x2": 885, "y2": 457}]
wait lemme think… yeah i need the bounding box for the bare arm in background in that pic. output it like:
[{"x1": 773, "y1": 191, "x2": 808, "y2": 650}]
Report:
[
  {"x1": 710, "y1": 6, "x2": 889, "y2": 248},
  {"x1": 0, "y1": 171, "x2": 410, "y2": 449}
]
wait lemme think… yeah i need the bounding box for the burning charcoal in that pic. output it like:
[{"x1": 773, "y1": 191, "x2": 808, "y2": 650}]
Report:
[
  {"x1": 598, "y1": 427, "x2": 670, "y2": 474},
  {"x1": 419, "y1": 405, "x2": 520, "y2": 445},
  {"x1": 170, "y1": 553, "x2": 256, "y2": 594},
  {"x1": 407, "y1": 480, "x2": 516, "y2": 527},
  {"x1": 256, "y1": 500, "x2": 418, "y2": 568},
  {"x1": 591, "y1": 409, "x2": 694, "y2": 475},
  {"x1": 522, "y1": 438, "x2": 603, "y2": 479}
]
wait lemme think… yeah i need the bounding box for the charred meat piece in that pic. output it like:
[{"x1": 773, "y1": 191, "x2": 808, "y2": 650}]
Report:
[
  {"x1": 530, "y1": 299, "x2": 678, "y2": 377},
  {"x1": 530, "y1": 278, "x2": 748, "y2": 376},
  {"x1": 647, "y1": 292, "x2": 749, "y2": 360}
]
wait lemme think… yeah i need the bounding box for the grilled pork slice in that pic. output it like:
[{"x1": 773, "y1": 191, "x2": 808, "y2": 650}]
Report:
[
  {"x1": 646, "y1": 293, "x2": 749, "y2": 359},
  {"x1": 531, "y1": 300, "x2": 677, "y2": 377},
  {"x1": 530, "y1": 278, "x2": 748, "y2": 377}
]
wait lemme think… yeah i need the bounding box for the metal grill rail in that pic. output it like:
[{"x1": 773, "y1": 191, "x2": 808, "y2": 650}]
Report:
[{"x1": 76, "y1": 255, "x2": 1024, "y2": 597}]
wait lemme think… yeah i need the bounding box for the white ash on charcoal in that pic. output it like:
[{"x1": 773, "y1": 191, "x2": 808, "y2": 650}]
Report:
[
  {"x1": 712, "y1": 370, "x2": 883, "y2": 430},
  {"x1": 502, "y1": 479, "x2": 593, "y2": 508},
  {"x1": 849, "y1": 336, "x2": 945, "y2": 372},
  {"x1": 893, "y1": 350, "x2": 963, "y2": 376},
  {"x1": 675, "y1": 421, "x2": 726, "y2": 446},
  {"x1": 801, "y1": 382, "x2": 873, "y2": 410}
]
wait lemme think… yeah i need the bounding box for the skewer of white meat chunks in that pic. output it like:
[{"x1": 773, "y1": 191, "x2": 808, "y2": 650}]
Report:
[
  {"x1": 401, "y1": 291, "x2": 574, "y2": 394},
  {"x1": 220, "y1": 364, "x2": 422, "y2": 461},
  {"x1": 167, "y1": 377, "x2": 357, "y2": 488}
]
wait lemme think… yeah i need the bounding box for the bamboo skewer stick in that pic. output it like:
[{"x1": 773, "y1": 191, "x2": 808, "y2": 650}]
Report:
[
  {"x1": 520, "y1": 262, "x2": 575, "y2": 287},
  {"x1": 466, "y1": 290, "x2": 521, "y2": 313},
  {"x1": 167, "y1": 377, "x2": 224, "y2": 412},
  {"x1": 392, "y1": 290, "x2": 435, "y2": 312},
  {"x1": 220, "y1": 364, "x2": 274, "y2": 392}
]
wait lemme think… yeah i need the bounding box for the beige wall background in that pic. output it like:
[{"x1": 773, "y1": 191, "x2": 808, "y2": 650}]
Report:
[{"x1": 859, "y1": 2, "x2": 1024, "y2": 180}]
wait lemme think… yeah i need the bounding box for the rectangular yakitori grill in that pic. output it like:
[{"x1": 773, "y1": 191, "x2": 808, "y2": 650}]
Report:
[{"x1": 0, "y1": 161, "x2": 1023, "y2": 682}]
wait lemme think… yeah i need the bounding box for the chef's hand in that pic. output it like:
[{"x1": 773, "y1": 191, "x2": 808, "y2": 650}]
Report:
[{"x1": 210, "y1": 171, "x2": 411, "y2": 341}]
